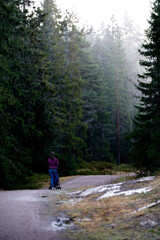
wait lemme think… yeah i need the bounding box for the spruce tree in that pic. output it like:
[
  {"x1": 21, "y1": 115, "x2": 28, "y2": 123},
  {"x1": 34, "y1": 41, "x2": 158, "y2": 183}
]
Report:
[
  {"x1": 58, "y1": 12, "x2": 86, "y2": 174},
  {"x1": 131, "y1": 0, "x2": 160, "y2": 173},
  {"x1": 0, "y1": 0, "x2": 46, "y2": 188},
  {"x1": 79, "y1": 36, "x2": 113, "y2": 162},
  {"x1": 123, "y1": 15, "x2": 142, "y2": 122},
  {"x1": 91, "y1": 19, "x2": 131, "y2": 163},
  {"x1": 41, "y1": 4, "x2": 86, "y2": 175}
]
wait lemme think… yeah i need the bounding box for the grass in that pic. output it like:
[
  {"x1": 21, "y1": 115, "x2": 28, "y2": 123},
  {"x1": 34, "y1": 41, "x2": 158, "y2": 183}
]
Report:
[
  {"x1": 113, "y1": 175, "x2": 136, "y2": 183},
  {"x1": 58, "y1": 176, "x2": 160, "y2": 240},
  {"x1": 76, "y1": 161, "x2": 136, "y2": 175}
]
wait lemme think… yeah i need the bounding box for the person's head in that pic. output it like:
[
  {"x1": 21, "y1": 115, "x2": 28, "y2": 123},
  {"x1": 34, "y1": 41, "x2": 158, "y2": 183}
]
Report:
[{"x1": 50, "y1": 152, "x2": 55, "y2": 158}]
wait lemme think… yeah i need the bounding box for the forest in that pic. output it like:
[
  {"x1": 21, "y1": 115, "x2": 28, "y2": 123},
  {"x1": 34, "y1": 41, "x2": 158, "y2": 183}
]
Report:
[{"x1": 0, "y1": 0, "x2": 160, "y2": 189}]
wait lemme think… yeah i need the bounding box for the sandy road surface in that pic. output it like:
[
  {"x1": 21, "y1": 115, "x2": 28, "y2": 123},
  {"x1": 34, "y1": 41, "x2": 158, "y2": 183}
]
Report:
[
  {"x1": 0, "y1": 189, "x2": 63, "y2": 240},
  {"x1": 0, "y1": 174, "x2": 132, "y2": 240},
  {"x1": 61, "y1": 174, "x2": 132, "y2": 189}
]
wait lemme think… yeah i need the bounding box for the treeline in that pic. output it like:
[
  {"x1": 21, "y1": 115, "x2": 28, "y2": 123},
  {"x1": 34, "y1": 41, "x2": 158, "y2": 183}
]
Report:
[{"x1": 0, "y1": 0, "x2": 145, "y2": 189}]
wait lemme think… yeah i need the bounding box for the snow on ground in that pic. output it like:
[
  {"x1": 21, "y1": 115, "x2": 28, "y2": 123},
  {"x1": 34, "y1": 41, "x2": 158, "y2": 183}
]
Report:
[
  {"x1": 50, "y1": 176, "x2": 157, "y2": 230},
  {"x1": 133, "y1": 176, "x2": 155, "y2": 183},
  {"x1": 131, "y1": 200, "x2": 160, "y2": 214},
  {"x1": 69, "y1": 176, "x2": 155, "y2": 201},
  {"x1": 140, "y1": 219, "x2": 158, "y2": 227},
  {"x1": 51, "y1": 218, "x2": 74, "y2": 231},
  {"x1": 98, "y1": 186, "x2": 152, "y2": 200},
  {"x1": 79, "y1": 182, "x2": 123, "y2": 197}
]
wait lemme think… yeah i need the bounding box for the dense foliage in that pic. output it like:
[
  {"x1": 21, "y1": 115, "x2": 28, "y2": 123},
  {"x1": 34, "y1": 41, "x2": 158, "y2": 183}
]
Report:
[
  {"x1": 0, "y1": 0, "x2": 142, "y2": 189},
  {"x1": 0, "y1": 0, "x2": 48, "y2": 188},
  {"x1": 130, "y1": 0, "x2": 160, "y2": 173}
]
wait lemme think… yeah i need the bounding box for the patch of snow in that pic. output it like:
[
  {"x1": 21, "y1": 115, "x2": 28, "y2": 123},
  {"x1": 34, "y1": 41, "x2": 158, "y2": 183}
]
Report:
[
  {"x1": 140, "y1": 219, "x2": 158, "y2": 227},
  {"x1": 51, "y1": 218, "x2": 74, "y2": 231},
  {"x1": 66, "y1": 178, "x2": 155, "y2": 203},
  {"x1": 98, "y1": 187, "x2": 152, "y2": 200},
  {"x1": 80, "y1": 182, "x2": 123, "y2": 197},
  {"x1": 82, "y1": 217, "x2": 92, "y2": 222},
  {"x1": 131, "y1": 200, "x2": 160, "y2": 214},
  {"x1": 134, "y1": 176, "x2": 155, "y2": 183},
  {"x1": 76, "y1": 217, "x2": 92, "y2": 223},
  {"x1": 64, "y1": 198, "x2": 83, "y2": 205},
  {"x1": 67, "y1": 190, "x2": 82, "y2": 195},
  {"x1": 78, "y1": 182, "x2": 152, "y2": 200}
]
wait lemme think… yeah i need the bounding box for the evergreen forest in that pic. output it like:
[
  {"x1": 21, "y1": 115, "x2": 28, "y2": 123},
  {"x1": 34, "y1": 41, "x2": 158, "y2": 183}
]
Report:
[{"x1": 0, "y1": 0, "x2": 160, "y2": 189}]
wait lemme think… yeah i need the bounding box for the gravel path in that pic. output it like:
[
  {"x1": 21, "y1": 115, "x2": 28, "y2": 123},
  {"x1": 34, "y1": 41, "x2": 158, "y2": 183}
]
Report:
[
  {"x1": 61, "y1": 174, "x2": 132, "y2": 189},
  {"x1": 0, "y1": 174, "x2": 132, "y2": 240},
  {"x1": 0, "y1": 189, "x2": 63, "y2": 240}
]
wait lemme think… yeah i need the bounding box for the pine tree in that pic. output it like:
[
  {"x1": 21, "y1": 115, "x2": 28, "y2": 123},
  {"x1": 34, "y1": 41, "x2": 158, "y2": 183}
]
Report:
[{"x1": 131, "y1": 0, "x2": 160, "y2": 173}]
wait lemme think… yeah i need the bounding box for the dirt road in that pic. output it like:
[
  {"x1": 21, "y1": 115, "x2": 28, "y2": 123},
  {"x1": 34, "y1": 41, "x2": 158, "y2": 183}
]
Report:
[
  {"x1": 61, "y1": 174, "x2": 132, "y2": 189},
  {"x1": 0, "y1": 189, "x2": 63, "y2": 240},
  {"x1": 0, "y1": 174, "x2": 131, "y2": 240}
]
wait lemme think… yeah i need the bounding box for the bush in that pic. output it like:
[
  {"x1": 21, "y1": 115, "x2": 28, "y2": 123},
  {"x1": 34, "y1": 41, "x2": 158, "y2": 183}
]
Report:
[{"x1": 24, "y1": 174, "x2": 50, "y2": 189}]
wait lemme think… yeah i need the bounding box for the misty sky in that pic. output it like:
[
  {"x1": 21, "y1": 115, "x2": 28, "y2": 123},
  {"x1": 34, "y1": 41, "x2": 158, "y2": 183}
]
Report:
[{"x1": 36, "y1": 0, "x2": 154, "y2": 30}]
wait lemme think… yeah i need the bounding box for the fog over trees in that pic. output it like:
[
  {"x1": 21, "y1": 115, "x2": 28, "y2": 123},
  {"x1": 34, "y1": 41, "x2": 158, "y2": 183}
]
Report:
[{"x1": 0, "y1": 0, "x2": 159, "y2": 189}]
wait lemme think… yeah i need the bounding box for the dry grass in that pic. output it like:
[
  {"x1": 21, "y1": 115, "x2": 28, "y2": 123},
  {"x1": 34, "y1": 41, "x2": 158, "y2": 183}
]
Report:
[
  {"x1": 60, "y1": 175, "x2": 80, "y2": 183},
  {"x1": 58, "y1": 176, "x2": 160, "y2": 240}
]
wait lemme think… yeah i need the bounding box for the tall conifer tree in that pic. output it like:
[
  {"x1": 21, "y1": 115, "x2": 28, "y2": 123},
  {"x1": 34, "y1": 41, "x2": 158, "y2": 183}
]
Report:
[
  {"x1": 0, "y1": 0, "x2": 46, "y2": 188},
  {"x1": 91, "y1": 19, "x2": 131, "y2": 163},
  {"x1": 79, "y1": 37, "x2": 113, "y2": 162},
  {"x1": 41, "y1": 4, "x2": 85, "y2": 174},
  {"x1": 131, "y1": 0, "x2": 160, "y2": 172}
]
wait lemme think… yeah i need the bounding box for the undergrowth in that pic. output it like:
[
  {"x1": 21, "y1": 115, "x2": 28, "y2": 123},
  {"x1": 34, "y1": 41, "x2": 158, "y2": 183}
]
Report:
[
  {"x1": 76, "y1": 161, "x2": 135, "y2": 175},
  {"x1": 24, "y1": 174, "x2": 50, "y2": 189}
]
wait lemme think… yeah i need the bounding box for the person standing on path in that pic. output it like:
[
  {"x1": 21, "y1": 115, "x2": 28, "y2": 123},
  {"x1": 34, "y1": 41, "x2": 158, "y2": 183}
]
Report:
[{"x1": 47, "y1": 152, "x2": 59, "y2": 189}]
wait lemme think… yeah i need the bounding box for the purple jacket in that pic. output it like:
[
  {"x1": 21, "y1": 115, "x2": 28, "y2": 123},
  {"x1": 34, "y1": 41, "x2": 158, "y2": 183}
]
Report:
[{"x1": 47, "y1": 157, "x2": 59, "y2": 169}]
